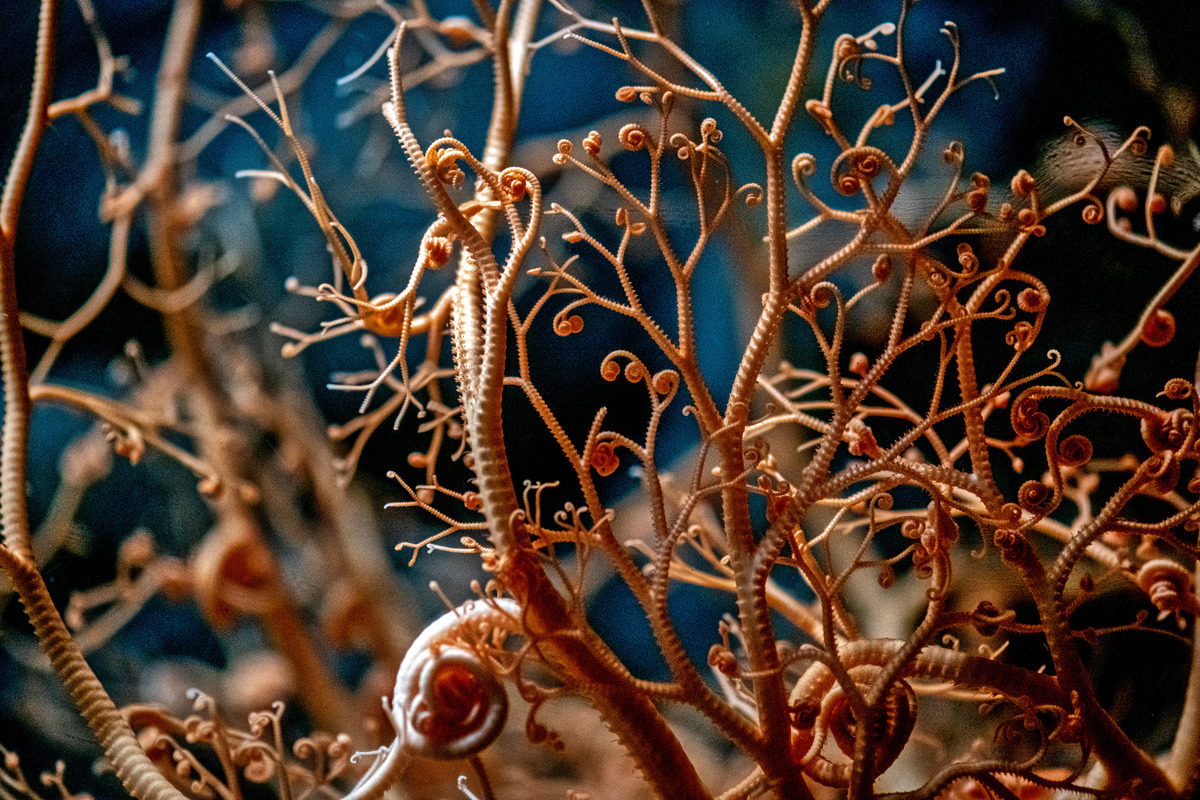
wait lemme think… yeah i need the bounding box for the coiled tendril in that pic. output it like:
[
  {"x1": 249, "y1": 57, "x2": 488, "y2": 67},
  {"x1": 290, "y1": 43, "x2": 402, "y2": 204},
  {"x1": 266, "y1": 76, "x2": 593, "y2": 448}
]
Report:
[{"x1": 340, "y1": 598, "x2": 520, "y2": 800}]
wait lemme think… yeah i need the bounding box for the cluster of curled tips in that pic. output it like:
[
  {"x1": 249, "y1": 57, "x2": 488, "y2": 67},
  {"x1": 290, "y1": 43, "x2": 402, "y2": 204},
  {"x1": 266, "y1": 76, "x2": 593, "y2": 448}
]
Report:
[
  {"x1": 831, "y1": 146, "x2": 898, "y2": 196},
  {"x1": 341, "y1": 598, "x2": 521, "y2": 800}
]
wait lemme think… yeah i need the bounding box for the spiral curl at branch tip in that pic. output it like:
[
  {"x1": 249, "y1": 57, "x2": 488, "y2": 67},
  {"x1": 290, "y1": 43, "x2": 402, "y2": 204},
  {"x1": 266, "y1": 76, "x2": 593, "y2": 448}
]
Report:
[{"x1": 340, "y1": 600, "x2": 520, "y2": 800}]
